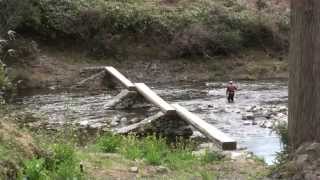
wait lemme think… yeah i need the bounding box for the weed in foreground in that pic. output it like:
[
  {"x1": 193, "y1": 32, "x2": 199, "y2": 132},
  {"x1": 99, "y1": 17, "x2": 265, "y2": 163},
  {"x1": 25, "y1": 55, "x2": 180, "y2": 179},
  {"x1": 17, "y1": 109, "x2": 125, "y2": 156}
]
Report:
[
  {"x1": 20, "y1": 143, "x2": 84, "y2": 180},
  {"x1": 120, "y1": 134, "x2": 144, "y2": 160},
  {"x1": 96, "y1": 133, "x2": 224, "y2": 170},
  {"x1": 96, "y1": 132, "x2": 122, "y2": 153}
]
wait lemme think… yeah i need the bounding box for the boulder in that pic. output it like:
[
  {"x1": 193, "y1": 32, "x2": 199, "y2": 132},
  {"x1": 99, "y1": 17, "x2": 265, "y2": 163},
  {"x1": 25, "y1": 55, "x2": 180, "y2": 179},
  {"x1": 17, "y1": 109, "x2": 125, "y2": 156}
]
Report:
[
  {"x1": 155, "y1": 166, "x2": 169, "y2": 173},
  {"x1": 110, "y1": 121, "x2": 119, "y2": 127},
  {"x1": 242, "y1": 113, "x2": 255, "y2": 120},
  {"x1": 243, "y1": 121, "x2": 252, "y2": 126},
  {"x1": 129, "y1": 167, "x2": 139, "y2": 173},
  {"x1": 129, "y1": 117, "x2": 140, "y2": 124}
]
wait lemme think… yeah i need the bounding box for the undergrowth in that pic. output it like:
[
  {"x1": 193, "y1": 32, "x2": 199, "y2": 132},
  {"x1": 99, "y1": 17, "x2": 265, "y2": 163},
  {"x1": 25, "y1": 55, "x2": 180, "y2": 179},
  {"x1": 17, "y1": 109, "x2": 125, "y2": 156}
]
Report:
[
  {"x1": 96, "y1": 133, "x2": 224, "y2": 170},
  {"x1": 271, "y1": 121, "x2": 290, "y2": 174},
  {"x1": 0, "y1": 0, "x2": 289, "y2": 57},
  {"x1": 20, "y1": 143, "x2": 85, "y2": 180}
]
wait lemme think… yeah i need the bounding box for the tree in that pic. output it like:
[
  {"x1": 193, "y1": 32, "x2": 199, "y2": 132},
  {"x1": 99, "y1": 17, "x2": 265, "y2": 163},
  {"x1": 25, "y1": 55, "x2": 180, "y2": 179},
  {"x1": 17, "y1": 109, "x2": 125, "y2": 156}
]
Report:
[{"x1": 289, "y1": 0, "x2": 320, "y2": 150}]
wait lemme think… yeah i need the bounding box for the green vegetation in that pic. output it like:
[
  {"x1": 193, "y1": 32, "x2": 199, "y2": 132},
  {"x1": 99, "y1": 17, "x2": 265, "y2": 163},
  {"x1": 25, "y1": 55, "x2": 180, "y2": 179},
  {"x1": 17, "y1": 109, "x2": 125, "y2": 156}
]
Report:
[
  {"x1": 96, "y1": 132, "x2": 122, "y2": 153},
  {"x1": 0, "y1": 64, "x2": 9, "y2": 91},
  {"x1": 0, "y1": 0, "x2": 289, "y2": 58},
  {"x1": 0, "y1": 114, "x2": 270, "y2": 179},
  {"x1": 271, "y1": 121, "x2": 290, "y2": 174},
  {"x1": 96, "y1": 133, "x2": 223, "y2": 169},
  {"x1": 20, "y1": 144, "x2": 84, "y2": 180}
]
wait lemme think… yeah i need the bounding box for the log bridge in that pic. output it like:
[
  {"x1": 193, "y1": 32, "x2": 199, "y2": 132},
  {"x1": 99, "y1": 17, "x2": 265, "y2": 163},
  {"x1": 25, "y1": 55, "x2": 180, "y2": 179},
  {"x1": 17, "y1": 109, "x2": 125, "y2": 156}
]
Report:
[{"x1": 80, "y1": 66, "x2": 237, "y2": 150}]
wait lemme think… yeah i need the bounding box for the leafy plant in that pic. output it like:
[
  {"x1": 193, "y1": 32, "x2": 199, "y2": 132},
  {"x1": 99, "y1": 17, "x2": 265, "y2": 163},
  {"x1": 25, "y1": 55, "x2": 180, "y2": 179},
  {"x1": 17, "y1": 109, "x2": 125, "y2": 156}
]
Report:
[
  {"x1": 120, "y1": 134, "x2": 144, "y2": 160},
  {"x1": 142, "y1": 135, "x2": 168, "y2": 165},
  {"x1": 96, "y1": 132, "x2": 122, "y2": 153},
  {"x1": 22, "y1": 158, "x2": 49, "y2": 180},
  {"x1": 21, "y1": 143, "x2": 84, "y2": 179},
  {"x1": 200, "y1": 150, "x2": 223, "y2": 164}
]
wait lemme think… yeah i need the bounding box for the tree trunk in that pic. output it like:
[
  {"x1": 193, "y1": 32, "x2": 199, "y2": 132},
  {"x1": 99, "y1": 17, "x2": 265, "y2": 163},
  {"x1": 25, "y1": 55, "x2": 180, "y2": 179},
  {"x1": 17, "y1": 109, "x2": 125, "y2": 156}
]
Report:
[{"x1": 289, "y1": 0, "x2": 320, "y2": 150}]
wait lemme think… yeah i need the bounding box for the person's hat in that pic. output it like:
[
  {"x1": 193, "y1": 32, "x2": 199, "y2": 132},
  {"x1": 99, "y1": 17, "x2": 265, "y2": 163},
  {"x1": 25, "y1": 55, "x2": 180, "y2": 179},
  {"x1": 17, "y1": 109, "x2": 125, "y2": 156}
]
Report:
[{"x1": 229, "y1": 81, "x2": 233, "y2": 84}]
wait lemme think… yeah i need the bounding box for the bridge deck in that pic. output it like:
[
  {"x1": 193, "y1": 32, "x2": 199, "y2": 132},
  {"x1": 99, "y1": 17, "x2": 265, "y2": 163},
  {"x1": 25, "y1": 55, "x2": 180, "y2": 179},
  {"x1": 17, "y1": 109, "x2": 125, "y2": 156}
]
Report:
[
  {"x1": 135, "y1": 83, "x2": 176, "y2": 115},
  {"x1": 172, "y1": 104, "x2": 236, "y2": 150},
  {"x1": 105, "y1": 66, "x2": 136, "y2": 90},
  {"x1": 95, "y1": 66, "x2": 237, "y2": 150}
]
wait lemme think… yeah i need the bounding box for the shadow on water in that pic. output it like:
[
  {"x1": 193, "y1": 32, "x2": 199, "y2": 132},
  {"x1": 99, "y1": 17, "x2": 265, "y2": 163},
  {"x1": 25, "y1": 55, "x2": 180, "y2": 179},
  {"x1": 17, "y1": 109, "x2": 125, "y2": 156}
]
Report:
[{"x1": 14, "y1": 80, "x2": 288, "y2": 165}]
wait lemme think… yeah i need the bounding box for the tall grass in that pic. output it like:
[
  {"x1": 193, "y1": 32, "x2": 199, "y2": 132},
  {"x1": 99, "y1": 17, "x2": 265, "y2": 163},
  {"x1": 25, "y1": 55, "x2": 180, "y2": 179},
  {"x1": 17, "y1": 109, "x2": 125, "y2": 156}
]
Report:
[
  {"x1": 96, "y1": 133, "x2": 223, "y2": 170},
  {"x1": 21, "y1": 143, "x2": 84, "y2": 180}
]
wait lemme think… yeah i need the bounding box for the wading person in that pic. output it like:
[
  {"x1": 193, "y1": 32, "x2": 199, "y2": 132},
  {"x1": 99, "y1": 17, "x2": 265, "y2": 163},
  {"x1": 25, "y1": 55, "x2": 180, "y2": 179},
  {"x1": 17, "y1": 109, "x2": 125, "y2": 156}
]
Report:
[{"x1": 226, "y1": 81, "x2": 237, "y2": 103}]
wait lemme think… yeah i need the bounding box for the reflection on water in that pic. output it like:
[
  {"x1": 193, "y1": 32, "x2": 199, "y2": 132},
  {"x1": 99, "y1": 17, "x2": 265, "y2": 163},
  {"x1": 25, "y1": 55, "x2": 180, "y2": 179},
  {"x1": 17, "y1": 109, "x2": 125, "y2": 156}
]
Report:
[{"x1": 15, "y1": 81, "x2": 288, "y2": 165}]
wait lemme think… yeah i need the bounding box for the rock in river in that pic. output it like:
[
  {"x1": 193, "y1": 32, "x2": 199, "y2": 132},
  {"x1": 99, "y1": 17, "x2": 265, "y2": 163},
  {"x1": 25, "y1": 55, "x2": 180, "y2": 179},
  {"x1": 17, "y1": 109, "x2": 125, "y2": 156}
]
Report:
[{"x1": 242, "y1": 113, "x2": 255, "y2": 120}]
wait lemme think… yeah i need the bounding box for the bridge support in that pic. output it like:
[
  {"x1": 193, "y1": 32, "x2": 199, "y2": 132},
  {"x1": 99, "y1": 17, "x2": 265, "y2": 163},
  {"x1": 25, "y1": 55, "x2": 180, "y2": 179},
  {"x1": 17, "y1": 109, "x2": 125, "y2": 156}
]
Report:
[
  {"x1": 116, "y1": 112, "x2": 193, "y2": 140},
  {"x1": 104, "y1": 89, "x2": 144, "y2": 109},
  {"x1": 77, "y1": 66, "x2": 237, "y2": 150}
]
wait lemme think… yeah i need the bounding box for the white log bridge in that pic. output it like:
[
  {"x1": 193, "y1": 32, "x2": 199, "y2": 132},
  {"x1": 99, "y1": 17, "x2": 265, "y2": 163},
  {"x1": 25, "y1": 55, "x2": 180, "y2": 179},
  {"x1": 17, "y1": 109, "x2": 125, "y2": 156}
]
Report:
[
  {"x1": 105, "y1": 66, "x2": 136, "y2": 90},
  {"x1": 80, "y1": 66, "x2": 237, "y2": 150},
  {"x1": 172, "y1": 104, "x2": 237, "y2": 150},
  {"x1": 135, "y1": 83, "x2": 176, "y2": 115}
]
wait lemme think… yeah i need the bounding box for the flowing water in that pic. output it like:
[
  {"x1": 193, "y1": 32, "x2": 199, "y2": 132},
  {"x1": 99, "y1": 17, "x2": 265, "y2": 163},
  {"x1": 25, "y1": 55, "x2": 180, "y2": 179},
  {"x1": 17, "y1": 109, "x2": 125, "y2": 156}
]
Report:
[{"x1": 15, "y1": 81, "x2": 288, "y2": 165}]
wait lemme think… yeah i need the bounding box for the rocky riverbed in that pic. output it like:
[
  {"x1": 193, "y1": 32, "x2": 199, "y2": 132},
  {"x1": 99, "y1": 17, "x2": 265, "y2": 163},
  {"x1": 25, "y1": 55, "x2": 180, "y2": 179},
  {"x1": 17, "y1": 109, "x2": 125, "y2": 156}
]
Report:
[{"x1": 13, "y1": 80, "x2": 288, "y2": 165}]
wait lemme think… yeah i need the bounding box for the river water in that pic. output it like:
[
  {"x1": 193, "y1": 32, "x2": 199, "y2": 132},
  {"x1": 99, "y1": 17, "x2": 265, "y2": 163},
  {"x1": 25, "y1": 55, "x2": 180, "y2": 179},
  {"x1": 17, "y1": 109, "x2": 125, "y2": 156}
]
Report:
[{"x1": 15, "y1": 81, "x2": 288, "y2": 165}]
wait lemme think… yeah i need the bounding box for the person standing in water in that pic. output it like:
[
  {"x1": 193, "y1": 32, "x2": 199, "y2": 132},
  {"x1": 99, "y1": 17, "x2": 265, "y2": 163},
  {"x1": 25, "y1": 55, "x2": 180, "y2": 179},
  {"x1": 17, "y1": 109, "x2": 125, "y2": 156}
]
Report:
[{"x1": 226, "y1": 81, "x2": 237, "y2": 103}]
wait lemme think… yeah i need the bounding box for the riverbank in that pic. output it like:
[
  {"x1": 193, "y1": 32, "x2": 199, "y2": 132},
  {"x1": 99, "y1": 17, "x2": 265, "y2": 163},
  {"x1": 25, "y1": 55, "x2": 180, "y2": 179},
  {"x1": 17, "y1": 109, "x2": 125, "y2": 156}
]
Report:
[
  {"x1": 0, "y1": 106, "x2": 270, "y2": 179},
  {"x1": 1, "y1": 0, "x2": 289, "y2": 90},
  {"x1": 11, "y1": 45, "x2": 288, "y2": 90}
]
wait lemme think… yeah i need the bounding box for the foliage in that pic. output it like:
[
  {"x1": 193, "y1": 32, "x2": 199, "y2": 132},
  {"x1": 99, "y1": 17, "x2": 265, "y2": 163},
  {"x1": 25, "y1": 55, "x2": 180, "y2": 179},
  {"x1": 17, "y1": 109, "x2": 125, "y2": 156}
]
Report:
[
  {"x1": 0, "y1": 0, "x2": 289, "y2": 57},
  {"x1": 273, "y1": 121, "x2": 289, "y2": 148},
  {"x1": 200, "y1": 150, "x2": 224, "y2": 164},
  {"x1": 96, "y1": 133, "x2": 223, "y2": 169},
  {"x1": 0, "y1": 0, "x2": 41, "y2": 33},
  {"x1": 96, "y1": 132, "x2": 122, "y2": 153},
  {"x1": 21, "y1": 143, "x2": 84, "y2": 180},
  {"x1": 119, "y1": 134, "x2": 144, "y2": 160},
  {"x1": 271, "y1": 121, "x2": 290, "y2": 175},
  {"x1": 22, "y1": 158, "x2": 49, "y2": 180},
  {"x1": 142, "y1": 135, "x2": 169, "y2": 165},
  {"x1": 0, "y1": 30, "x2": 39, "y2": 103},
  {"x1": 0, "y1": 64, "x2": 10, "y2": 92}
]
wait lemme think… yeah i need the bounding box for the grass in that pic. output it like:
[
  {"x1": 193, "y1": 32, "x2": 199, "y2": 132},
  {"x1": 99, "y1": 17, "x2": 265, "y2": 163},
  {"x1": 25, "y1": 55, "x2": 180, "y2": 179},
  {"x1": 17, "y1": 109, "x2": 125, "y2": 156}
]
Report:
[
  {"x1": 20, "y1": 143, "x2": 85, "y2": 180},
  {"x1": 0, "y1": 118, "x2": 271, "y2": 179},
  {"x1": 95, "y1": 133, "x2": 223, "y2": 170},
  {"x1": 0, "y1": 107, "x2": 271, "y2": 179}
]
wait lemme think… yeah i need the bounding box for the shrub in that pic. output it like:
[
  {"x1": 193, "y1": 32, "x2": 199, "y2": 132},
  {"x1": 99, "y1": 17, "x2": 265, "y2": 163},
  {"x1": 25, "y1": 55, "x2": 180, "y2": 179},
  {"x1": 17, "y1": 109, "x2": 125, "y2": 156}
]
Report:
[
  {"x1": 96, "y1": 132, "x2": 123, "y2": 153},
  {"x1": 95, "y1": 133, "x2": 224, "y2": 169},
  {"x1": 0, "y1": 0, "x2": 289, "y2": 58},
  {"x1": 22, "y1": 158, "x2": 49, "y2": 180},
  {"x1": 120, "y1": 134, "x2": 144, "y2": 160},
  {"x1": 200, "y1": 150, "x2": 224, "y2": 164},
  {"x1": 21, "y1": 143, "x2": 84, "y2": 179},
  {"x1": 142, "y1": 135, "x2": 169, "y2": 165},
  {"x1": 272, "y1": 121, "x2": 290, "y2": 170},
  {"x1": 0, "y1": 64, "x2": 9, "y2": 90},
  {"x1": 0, "y1": 0, "x2": 41, "y2": 33},
  {"x1": 273, "y1": 122, "x2": 289, "y2": 148},
  {"x1": 164, "y1": 150, "x2": 196, "y2": 170}
]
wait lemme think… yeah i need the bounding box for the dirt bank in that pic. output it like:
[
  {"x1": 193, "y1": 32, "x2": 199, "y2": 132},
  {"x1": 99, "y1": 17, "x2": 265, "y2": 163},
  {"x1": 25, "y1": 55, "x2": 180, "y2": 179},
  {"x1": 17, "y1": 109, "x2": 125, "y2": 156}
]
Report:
[{"x1": 11, "y1": 45, "x2": 287, "y2": 90}]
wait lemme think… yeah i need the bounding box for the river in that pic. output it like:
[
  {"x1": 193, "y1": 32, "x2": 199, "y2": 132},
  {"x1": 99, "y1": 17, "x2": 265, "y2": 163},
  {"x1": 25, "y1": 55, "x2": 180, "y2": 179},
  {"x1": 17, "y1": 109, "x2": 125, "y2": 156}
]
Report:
[{"x1": 15, "y1": 81, "x2": 288, "y2": 165}]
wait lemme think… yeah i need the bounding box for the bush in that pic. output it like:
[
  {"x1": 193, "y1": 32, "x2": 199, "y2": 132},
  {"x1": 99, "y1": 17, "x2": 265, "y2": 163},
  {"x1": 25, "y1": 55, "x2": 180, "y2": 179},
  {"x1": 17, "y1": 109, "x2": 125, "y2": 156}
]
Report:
[
  {"x1": 142, "y1": 135, "x2": 169, "y2": 165},
  {"x1": 120, "y1": 134, "x2": 144, "y2": 160},
  {"x1": 0, "y1": 0, "x2": 289, "y2": 58},
  {"x1": 0, "y1": 0, "x2": 41, "y2": 33},
  {"x1": 200, "y1": 150, "x2": 224, "y2": 164},
  {"x1": 95, "y1": 133, "x2": 223, "y2": 170},
  {"x1": 96, "y1": 132, "x2": 122, "y2": 153},
  {"x1": 272, "y1": 121, "x2": 290, "y2": 170},
  {"x1": 22, "y1": 158, "x2": 49, "y2": 180},
  {"x1": 20, "y1": 143, "x2": 84, "y2": 179}
]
